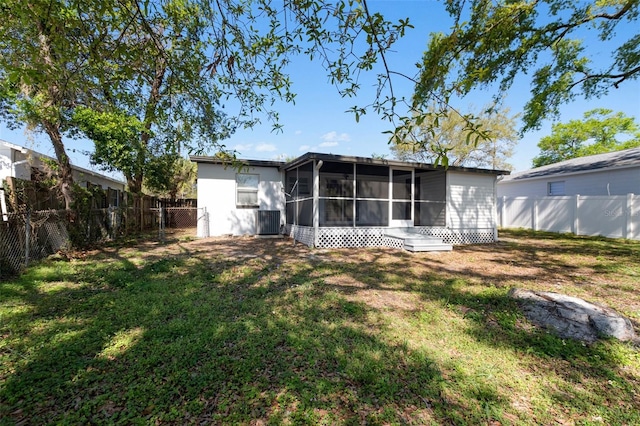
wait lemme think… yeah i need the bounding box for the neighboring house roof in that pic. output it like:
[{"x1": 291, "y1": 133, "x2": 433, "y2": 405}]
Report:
[
  {"x1": 189, "y1": 156, "x2": 284, "y2": 168},
  {"x1": 191, "y1": 152, "x2": 511, "y2": 176},
  {"x1": 1, "y1": 139, "x2": 126, "y2": 187},
  {"x1": 500, "y1": 147, "x2": 640, "y2": 183}
]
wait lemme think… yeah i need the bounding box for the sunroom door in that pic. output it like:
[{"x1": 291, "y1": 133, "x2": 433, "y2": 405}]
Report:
[{"x1": 390, "y1": 169, "x2": 413, "y2": 227}]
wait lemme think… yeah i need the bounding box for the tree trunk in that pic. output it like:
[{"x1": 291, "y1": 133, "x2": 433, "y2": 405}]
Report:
[
  {"x1": 133, "y1": 57, "x2": 166, "y2": 231},
  {"x1": 127, "y1": 174, "x2": 144, "y2": 231},
  {"x1": 43, "y1": 120, "x2": 74, "y2": 210},
  {"x1": 34, "y1": 13, "x2": 75, "y2": 209}
]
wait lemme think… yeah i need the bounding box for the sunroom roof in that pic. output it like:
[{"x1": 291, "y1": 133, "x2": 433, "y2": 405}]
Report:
[
  {"x1": 190, "y1": 151, "x2": 510, "y2": 175},
  {"x1": 281, "y1": 152, "x2": 510, "y2": 176}
]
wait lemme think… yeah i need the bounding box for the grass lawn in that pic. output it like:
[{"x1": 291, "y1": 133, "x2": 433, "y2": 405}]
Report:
[{"x1": 1, "y1": 229, "x2": 639, "y2": 425}]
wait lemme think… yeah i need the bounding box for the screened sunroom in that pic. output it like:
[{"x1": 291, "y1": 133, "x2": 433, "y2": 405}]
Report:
[
  {"x1": 191, "y1": 152, "x2": 507, "y2": 249},
  {"x1": 282, "y1": 153, "x2": 505, "y2": 249}
]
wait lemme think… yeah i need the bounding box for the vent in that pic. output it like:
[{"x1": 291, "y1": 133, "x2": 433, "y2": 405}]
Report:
[{"x1": 256, "y1": 210, "x2": 281, "y2": 235}]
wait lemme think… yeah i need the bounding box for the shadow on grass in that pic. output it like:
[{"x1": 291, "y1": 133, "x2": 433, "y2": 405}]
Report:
[
  {"x1": 1, "y1": 233, "x2": 638, "y2": 424},
  {"x1": 1, "y1": 244, "x2": 445, "y2": 424}
]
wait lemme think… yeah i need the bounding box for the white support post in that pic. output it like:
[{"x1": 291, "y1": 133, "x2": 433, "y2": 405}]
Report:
[
  {"x1": 532, "y1": 198, "x2": 538, "y2": 231},
  {"x1": 313, "y1": 160, "x2": 321, "y2": 248}
]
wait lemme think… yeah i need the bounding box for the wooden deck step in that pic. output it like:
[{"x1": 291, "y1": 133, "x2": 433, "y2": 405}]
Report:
[{"x1": 384, "y1": 228, "x2": 453, "y2": 252}]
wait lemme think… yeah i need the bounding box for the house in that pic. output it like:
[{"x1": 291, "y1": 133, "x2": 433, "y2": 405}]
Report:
[
  {"x1": 496, "y1": 148, "x2": 640, "y2": 240},
  {"x1": 191, "y1": 152, "x2": 508, "y2": 251},
  {"x1": 497, "y1": 147, "x2": 640, "y2": 197},
  {"x1": 0, "y1": 139, "x2": 126, "y2": 208}
]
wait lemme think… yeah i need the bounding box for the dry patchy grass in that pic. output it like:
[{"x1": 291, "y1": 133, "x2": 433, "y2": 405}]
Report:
[{"x1": 1, "y1": 229, "x2": 639, "y2": 425}]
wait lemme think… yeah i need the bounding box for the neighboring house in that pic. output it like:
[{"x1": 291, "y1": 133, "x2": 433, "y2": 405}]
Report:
[
  {"x1": 191, "y1": 152, "x2": 508, "y2": 250},
  {"x1": 0, "y1": 139, "x2": 126, "y2": 208},
  {"x1": 497, "y1": 147, "x2": 640, "y2": 197}
]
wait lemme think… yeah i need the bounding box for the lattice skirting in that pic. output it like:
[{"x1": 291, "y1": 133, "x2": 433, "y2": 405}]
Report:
[
  {"x1": 413, "y1": 227, "x2": 497, "y2": 245},
  {"x1": 287, "y1": 226, "x2": 496, "y2": 248},
  {"x1": 287, "y1": 225, "x2": 316, "y2": 247},
  {"x1": 317, "y1": 227, "x2": 387, "y2": 248},
  {"x1": 381, "y1": 236, "x2": 405, "y2": 250}
]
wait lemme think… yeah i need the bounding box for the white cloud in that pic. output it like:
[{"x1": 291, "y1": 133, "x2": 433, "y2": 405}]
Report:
[
  {"x1": 233, "y1": 143, "x2": 253, "y2": 152},
  {"x1": 255, "y1": 143, "x2": 277, "y2": 152},
  {"x1": 295, "y1": 130, "x2": 303, "y2": 135},
  {"x1": 299, "y1": 144, "x2": 311, "y2": 151},
  {"x1": 321, "y1": 131, "x2": 351, "y2": 144},
  {"x1": 319, "y1": 141, "x2": 338, "y2": 147}
]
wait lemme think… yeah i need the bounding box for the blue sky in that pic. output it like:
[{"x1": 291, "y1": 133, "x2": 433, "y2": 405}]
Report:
[{"x1": 1, "y1": 0, "x2": 639, "y2": 176}]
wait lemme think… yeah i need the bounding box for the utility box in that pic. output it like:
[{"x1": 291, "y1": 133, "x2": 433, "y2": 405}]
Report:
[{"x1": 256, "y1": 210, "x2": 280, "y2": 235}]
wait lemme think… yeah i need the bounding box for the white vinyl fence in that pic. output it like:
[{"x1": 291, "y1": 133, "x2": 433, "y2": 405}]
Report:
[{"x1": 498, "y1": 194, "x2": 639, "y2": 240}]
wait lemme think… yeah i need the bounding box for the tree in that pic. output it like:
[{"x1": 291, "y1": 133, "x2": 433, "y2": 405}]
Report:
[
  {"x1": 532, "y1": 109, "x2": 640, "y2": 167},
  {"x1": 144, "y1": 157, "x2": 197, "y2": 199},
  {"x1": 391, "y1": 104, "x2": 519, "y2": 170},
  {"x1": 0, "y1": 0, "x2": 119, "y2": 209},
  {"x1": 411, "y1": 0, "x2": 640, "y2": 137},
  {"x1": 1, "y1": 0, "x2": 411, "y2": 209}
]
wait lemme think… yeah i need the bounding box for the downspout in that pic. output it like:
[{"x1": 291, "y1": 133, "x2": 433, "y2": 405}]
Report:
[{"x1": 313, "y1": 160, "x2": 323, "y2": 247}]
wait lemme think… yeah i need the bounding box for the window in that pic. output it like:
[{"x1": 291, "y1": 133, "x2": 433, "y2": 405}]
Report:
[
  {"x1": 108, "y1": 188, "x2": 120, "y2": 207},
  {"x1": 548, "y1": 181, "x2": 565, "y2": 196},
  {"x1": 236, "y1": 173, "x2": 259, "y2": 207}
]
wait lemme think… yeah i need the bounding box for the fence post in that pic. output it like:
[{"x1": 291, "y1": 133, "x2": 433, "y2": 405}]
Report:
[
  {"x1": 25, "y1": 208, "x2": 31, "y2": 268},
  {"x1": 532, "y1": 198, "x2": 538, "y2": 231},
  {"x1": 0, "y1": 189, "x2": 8, "y2": 222},
  {"x1": 112, "y1": 206, "x2": 118, "y2": 238},
  {"x1": 573, "y1": 194, "x2": 580, "y2": 236},
  {"x1": 158, "y1": 207, "x2": 165, "y2": 241},
  {"x1": 625, "y1": 193, "x2": 634, "y2": 239}
]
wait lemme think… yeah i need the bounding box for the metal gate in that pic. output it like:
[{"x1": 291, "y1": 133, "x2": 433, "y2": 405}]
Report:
[{"x1": 155, "y1": 207, "x2": 199, "y2": 240}]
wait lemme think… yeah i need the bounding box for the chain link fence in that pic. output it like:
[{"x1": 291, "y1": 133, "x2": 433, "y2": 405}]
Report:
[
  {"x1": 0, "y1": 207, "x2": 167, "y2": 280},
  {"x1": 155, "y1": 207, "x2": 199, "y2": 241},
  {"x1": 0, "y1": 206, "x2": 205, "y2": 279},
  {"x1": 0, "y1": 210, "x2": 70, "y2": 276}
]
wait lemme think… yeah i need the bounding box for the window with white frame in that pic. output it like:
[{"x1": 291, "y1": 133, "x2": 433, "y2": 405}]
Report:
[
  {"x1": 548, "y1": 181, "x2": 565, "y2": 196},
  {"x1": 236, "y1": 173, "x2": 259, "y2": 207}
]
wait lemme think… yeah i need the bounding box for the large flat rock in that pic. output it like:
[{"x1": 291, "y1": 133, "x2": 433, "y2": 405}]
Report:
[{"x1": 509, "y1": 289, "x2": 637, "y2": 344}]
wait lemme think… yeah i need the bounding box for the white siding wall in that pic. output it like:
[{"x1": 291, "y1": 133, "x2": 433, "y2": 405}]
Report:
[
  {"x1": 197, "y1": 163, "x2": 284, "y2": 237},
  {"x1": 73, "y1": 170, "x2": 126, "y2": 191},
  {"x1": 498, "y1": 167, "x2": 640, "y2": 197},
  {"x1": 0, "y1": 146, "x2": 12, "y2": 182},
  {"x1": 1, "y1": 144, "x2": 125, "y2": 191},
  {"x1": 447, "y1": 172, "x2": 496, "y2": 229},
  {"x1": 0, "y1": 146, "x2": 30, "y2": 181}
]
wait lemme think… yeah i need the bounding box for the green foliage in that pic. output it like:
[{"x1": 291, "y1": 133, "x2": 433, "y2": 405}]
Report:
[
  {"x1": 73, "y1": 107, "x2": 146, "y2": 180},
  {"x1": 143, "y1": 156, "x2": 197, "y2": 198},
  {"x1": 1, "y1": 0, "x2": 411, "y2": 203},
  {"x1": 532, "y1": 109, "x2": 640, "y2": 167},
  {"x1": 391, "y1": 103, "x2": 519, "y2": 170},
  {"x1": 0, "y1": 0, "x2": 123, "y2": 207},
  {"x1": 415, "y1": 0, "x2": 640, "y2": 133}
]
